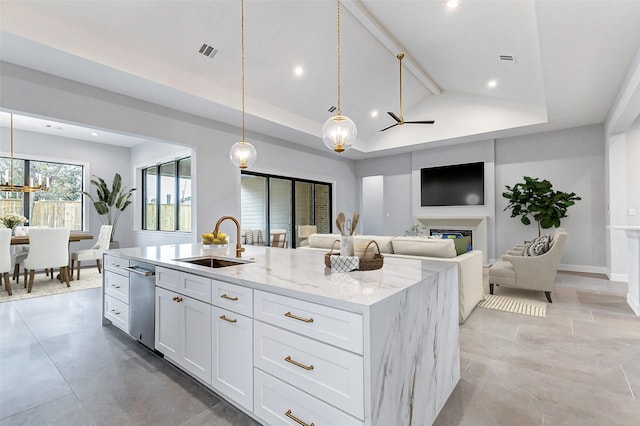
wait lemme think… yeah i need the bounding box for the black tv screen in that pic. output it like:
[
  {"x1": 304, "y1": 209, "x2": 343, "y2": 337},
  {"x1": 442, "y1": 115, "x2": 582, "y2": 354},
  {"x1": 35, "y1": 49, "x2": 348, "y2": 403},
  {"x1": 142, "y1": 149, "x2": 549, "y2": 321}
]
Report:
[{"x1": 420, "y1": 162, "x2": 484, "y2": 206}]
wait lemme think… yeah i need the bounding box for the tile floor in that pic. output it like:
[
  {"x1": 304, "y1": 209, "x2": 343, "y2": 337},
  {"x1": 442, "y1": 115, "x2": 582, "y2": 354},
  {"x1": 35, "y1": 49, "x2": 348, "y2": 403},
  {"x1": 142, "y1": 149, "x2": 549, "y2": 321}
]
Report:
[{"x1": 0, "y1": 272, "x2": 638, "y2": 425}]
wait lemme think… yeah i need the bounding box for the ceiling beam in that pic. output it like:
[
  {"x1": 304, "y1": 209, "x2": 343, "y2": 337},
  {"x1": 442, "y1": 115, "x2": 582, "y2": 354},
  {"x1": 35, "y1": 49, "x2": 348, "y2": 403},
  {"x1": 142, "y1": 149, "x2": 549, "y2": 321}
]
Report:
[{"x1": 343, "y1": 0, "x2": 442, "y2": 96}]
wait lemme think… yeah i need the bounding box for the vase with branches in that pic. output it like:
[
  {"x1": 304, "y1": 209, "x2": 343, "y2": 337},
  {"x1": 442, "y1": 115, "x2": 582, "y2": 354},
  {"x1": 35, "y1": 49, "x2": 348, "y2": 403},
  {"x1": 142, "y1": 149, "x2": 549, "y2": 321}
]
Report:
[
  {"x1": 502, "y1": 176, "x2": 581, "y2": 237},
  {"x1": 83, "y1": 173, "x2": 135, "y2": 242}
]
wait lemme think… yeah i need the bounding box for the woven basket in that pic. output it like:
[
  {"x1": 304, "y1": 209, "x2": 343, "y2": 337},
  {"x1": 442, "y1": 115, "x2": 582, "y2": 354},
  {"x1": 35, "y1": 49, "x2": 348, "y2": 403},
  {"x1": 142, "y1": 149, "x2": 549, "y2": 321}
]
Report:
[{"x1": 324, "y1": 239, "x2": 384, "y2": 271}]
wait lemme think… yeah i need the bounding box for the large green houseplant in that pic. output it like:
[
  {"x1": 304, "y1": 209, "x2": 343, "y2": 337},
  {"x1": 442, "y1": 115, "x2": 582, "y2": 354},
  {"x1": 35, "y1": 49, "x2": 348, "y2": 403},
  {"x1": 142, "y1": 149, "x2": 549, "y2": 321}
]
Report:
[
  {"x1": 503, "y1": 176, "x2": 581, "y2": 237},
  {"x1": 83, "y1": 173, "x2": 135, "y2": 242}
]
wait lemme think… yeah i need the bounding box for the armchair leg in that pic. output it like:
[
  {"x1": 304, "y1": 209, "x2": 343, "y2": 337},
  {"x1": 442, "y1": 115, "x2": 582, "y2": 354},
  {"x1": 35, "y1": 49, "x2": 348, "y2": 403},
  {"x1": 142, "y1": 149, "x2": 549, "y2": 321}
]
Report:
[
  {"x1": 96, "y1": 259, "x2": 102, "y2": 274},
  {"x1": 489, "y1": 283, "x2": 494, "y2": 295},
  {"x1": 544, "y1": 291, "x2": 552, "y2": 303},
  {"x1": 77, "y1": 261, "x2": 81, "y2": 280}
]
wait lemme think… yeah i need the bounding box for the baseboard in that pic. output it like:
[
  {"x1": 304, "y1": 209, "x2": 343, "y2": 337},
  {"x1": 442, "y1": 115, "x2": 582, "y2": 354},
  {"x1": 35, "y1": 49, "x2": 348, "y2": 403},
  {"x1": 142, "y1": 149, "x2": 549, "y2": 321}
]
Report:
[
  {"x1": 558, "y1": 264, "x2": 608, "y2": 275},
  {"x1": 627, "y1": 294, "x2": 640, "y2": 316},
  {"x1": 609, "y1": 272, "x2": 629, "y2": 283}
]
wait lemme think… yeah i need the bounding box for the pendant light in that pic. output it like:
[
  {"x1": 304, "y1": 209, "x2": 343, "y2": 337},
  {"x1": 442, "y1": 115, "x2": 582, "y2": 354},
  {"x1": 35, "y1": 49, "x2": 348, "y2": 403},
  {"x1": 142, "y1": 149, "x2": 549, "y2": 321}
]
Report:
[
  {"x1": 229, "y1": 0, "x2": 257, "y2": 169},
  {"x1": 1, "y1": 113, "x2": 51, "y2": 193},
  {"x1": 322, "y1": 0, "x2": 357, "y2": 153}
]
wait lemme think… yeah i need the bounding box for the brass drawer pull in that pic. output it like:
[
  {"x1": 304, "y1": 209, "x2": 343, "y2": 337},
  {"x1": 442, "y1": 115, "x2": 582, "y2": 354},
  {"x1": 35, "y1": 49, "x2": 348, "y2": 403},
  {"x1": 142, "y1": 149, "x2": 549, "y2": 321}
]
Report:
[
  {"x1": 285, "y1": 409, "x2": 314, "y2": 426},
  {"x1": 284, "y1": 311, "x2": 314, "y2": 323},
  {"x1": 219, "y1": 315, "x2": 237, "y2": 323},
  {"x1": 220, "y1": 293, "x2": 238, "y2": 301},
  {"x1": 284, "y1": 356, "x2": 314, "y2": 371},
  {"x1": 172, "y1": 296, "x2": 183, "y2": 303}
]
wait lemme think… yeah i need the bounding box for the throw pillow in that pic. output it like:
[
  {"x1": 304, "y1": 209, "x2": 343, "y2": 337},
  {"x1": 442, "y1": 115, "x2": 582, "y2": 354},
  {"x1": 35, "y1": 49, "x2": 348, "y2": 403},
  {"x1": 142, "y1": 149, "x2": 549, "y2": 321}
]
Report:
[
  {"x1": 524, "y1": 234, "x2": 551, "y2": 256},
  {"x1": 453, "y1": 236, "x2": 471, "y2": 255}
]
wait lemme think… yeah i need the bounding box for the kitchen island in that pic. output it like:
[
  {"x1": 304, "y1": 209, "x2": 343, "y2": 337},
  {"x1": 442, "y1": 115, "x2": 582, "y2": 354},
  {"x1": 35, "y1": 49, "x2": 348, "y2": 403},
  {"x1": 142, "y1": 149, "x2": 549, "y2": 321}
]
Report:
[{"x1": 102, "y1": 243, "x2": 460, "y2": 426}]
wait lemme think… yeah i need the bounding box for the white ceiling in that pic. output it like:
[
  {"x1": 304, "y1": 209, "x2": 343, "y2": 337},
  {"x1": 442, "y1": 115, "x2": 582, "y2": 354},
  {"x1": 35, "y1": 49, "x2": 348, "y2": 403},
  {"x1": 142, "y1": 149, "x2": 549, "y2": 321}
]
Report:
[{"x1": 1, "y1": 0, "x2": 639, "y2": 158}]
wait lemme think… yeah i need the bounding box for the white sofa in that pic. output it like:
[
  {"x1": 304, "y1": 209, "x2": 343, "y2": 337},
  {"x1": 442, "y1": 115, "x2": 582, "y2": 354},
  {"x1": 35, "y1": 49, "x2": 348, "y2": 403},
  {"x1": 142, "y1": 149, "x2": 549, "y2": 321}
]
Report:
[{"x1": 299, "y1": 233, "x2": 484, "y2": 323}]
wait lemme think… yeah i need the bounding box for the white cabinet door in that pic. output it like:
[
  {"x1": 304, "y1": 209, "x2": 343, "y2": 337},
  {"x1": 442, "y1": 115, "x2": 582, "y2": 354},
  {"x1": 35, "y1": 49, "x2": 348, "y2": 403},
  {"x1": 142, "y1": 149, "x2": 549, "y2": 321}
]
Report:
[
  {"x1": 156, "y1": 287, "x2": 212, "y2": 384},
  {"x1": 182, "y1": 296, "x2": 212, "y2": 384},
  {"x1": 155, "y1": 287, "x2": 181, "y2": 362},
  {"x1": 211, "y1": 306, "x2": 253, "y2": 411}
]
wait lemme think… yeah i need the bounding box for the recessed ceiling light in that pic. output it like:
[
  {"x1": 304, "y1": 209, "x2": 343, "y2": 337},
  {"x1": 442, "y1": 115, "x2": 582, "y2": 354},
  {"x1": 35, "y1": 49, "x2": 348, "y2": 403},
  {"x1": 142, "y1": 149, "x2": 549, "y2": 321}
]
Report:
[
  {"x1": 487, "y1": 79, "x2": 497, "y2": 88},
  {"x1": 447, "y1": 1, "x2": 459, "y2": 9},
  {"x1": 91, "y1": 132, "x2": 98, "y2": 137},
  {"x1": 294, "y1": 66, "x2": 304, "y2": 77},
  {"x1": 371, "y1": 110, "x2": 379, "y2": 118}
]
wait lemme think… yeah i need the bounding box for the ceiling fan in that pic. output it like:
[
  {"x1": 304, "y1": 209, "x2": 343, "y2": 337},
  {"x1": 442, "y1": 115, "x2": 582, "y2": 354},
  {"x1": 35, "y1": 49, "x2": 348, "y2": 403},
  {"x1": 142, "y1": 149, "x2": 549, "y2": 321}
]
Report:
[{"x1": 381, "y1": 53, "x2": 435, "y2": 132}]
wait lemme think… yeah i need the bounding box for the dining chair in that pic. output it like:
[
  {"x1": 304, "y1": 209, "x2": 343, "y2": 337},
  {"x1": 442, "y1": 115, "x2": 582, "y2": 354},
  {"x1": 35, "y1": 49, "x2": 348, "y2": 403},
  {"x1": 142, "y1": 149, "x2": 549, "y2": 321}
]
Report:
[
  {"x1": 12, "y1": 225, "x2": 49, "y2": 284},
  {"x1": 23, "y1": 228, "x2": 71, "y2": 293},
  {"x1": 70, "y1": 225, "x2": 112, "y2": 280},
  {"x1": 0, "y1": 229, "x2": 12, "y2": 296}
]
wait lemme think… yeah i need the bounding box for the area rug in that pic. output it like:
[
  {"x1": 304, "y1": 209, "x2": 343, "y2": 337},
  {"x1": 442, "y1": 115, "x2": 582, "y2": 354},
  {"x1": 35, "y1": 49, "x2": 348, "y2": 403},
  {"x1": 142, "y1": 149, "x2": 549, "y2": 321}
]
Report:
[
  {"x1": 478, "y1": 294, "x2": 546, "y2": 317},
  {"x1": 0, "y1": 268, "x2": 102, "y2": 303}
]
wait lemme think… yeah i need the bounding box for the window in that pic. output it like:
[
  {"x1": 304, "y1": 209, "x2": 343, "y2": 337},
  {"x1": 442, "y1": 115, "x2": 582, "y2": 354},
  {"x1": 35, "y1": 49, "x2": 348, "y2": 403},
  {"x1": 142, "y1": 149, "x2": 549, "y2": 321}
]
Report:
[
  {"x1": 0, "y1": 157, "x2": 84, "y2": 230},
  {"x1": 241, "y1": 171, "x2": 332, "y2": 248},
  {"x1": 142, "y1": 157, "x2": 191, "y2": 232}
]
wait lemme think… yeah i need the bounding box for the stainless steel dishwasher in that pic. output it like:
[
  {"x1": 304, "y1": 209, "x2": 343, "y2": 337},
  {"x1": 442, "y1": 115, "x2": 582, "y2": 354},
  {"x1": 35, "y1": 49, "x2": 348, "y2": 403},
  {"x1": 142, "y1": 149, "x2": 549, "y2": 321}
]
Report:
[{"x1": 125, "y1": 261, "x2": 156, "y2": 349}]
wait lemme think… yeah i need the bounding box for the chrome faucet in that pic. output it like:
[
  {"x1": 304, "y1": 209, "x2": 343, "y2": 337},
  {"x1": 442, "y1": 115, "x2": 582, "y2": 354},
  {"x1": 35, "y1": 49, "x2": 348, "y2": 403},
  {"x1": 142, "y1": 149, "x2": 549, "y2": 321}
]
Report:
[{"x1": 213, "y1": 215, "x2": 245, "y2": 258}]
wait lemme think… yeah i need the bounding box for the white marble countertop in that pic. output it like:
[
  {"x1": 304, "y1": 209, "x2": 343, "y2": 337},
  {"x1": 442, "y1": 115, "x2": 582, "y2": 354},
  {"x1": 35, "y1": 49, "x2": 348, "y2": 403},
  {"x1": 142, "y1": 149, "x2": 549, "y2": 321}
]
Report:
[{"x1": 107, "y1": 244, "x2": 454, "y2": 312}]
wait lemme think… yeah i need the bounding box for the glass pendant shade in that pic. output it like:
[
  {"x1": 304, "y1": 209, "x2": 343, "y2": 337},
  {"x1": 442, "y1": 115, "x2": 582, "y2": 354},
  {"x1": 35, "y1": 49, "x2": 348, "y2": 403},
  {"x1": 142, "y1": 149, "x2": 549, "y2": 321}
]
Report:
[
  {"x1": 229, "y1": 140, "x2": 257, "y2": 169},
  {"x1": 322, "y1": 114, "x2": 357, "y2": 153}
]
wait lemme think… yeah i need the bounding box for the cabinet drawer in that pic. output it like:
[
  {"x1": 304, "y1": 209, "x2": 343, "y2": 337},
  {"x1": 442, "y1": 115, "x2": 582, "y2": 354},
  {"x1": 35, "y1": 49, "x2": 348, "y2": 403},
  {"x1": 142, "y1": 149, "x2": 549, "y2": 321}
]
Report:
[
  {"x1": 104, "y1": 271, "x2": 129, "y2": 303},
  {"x1": 155, "y1": 266, "x2": 181, "y2": 293},
  {"x1": 254, "y1": 322, "x2": 364, "y2": 419},
  {"x1": 211, "y1": 280, "x2": 252, "y2": 316},
  {"x1": 104, "y1": 294, "x2": 129, "y2": 333},
  {"x1": 181, "y1": 273, "x2": 212, "y2": 303},
  {"x1": 254, "y1": 369, "x2": 363, "y2": 426},
  {"x1": 254, "y1": 290, "x2": 363, "y2": 354},
  {"x1": 104, "y1": 255, "x2": 130, "y2": 271}
]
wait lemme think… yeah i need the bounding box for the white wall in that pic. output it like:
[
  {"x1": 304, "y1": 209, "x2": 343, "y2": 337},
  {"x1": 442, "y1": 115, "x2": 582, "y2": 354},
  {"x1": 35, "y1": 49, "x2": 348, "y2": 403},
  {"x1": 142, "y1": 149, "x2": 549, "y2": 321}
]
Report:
[
  {"x1": 495, "y1": 124, "x2": 606, "y2": 272},
  {"x1": 626, "y1": 127, "x2": 640, "y2": 225},
  {"x1": 0, "y1": 128, "x2": 132, "y2": 249},
  {"x1": 355, "y1": 153, "x2": 412, "y2": 236}
]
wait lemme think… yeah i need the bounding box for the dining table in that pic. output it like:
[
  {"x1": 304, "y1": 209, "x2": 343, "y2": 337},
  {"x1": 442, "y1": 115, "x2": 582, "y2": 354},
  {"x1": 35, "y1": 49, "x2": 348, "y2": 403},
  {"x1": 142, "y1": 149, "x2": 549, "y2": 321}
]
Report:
[{"x1": 10, "y1": 232, "x2": 94, "y2": 245}]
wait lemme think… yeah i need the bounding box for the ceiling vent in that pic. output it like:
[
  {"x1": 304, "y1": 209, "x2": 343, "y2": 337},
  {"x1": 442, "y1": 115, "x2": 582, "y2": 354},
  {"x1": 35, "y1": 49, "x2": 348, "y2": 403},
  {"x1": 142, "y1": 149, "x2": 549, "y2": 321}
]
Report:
[
  {"x1": 499, "y1": 55, "x2": 516, "y2": 63},
  {"x1": 198, "y1": 43, "x2": 218, "y2": 59},
  {"x1": 327, "y1": 106, "x2": 337, "y2": 113}
]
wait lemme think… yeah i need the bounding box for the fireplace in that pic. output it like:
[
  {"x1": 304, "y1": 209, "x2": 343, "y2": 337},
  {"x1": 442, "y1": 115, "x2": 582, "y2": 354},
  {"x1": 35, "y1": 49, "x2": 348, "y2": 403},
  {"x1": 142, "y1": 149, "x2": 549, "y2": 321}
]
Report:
[
  {"x1": 416, "y1": 216, "x2": 488, "y2": 264},
  {"x1": 430, "y1": 229, "x2": 473, "y2": 252}
]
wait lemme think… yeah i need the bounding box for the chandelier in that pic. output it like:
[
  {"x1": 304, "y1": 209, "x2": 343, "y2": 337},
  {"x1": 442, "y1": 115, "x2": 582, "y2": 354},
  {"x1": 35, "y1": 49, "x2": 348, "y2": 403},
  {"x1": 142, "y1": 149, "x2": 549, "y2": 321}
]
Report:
[{"x1": 1, "y1": 113, "x2": 50, "y2": 193}]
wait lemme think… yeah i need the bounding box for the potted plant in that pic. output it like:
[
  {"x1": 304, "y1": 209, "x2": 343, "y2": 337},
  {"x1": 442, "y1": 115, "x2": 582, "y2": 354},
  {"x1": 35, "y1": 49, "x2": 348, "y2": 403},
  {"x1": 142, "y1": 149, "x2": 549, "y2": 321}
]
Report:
[
  {"x1": 83, "y1": 173, "x2": 135, "y2": 246},
  {"x1": 503, "y1": 176, "x2": 581, "y2": 237}
]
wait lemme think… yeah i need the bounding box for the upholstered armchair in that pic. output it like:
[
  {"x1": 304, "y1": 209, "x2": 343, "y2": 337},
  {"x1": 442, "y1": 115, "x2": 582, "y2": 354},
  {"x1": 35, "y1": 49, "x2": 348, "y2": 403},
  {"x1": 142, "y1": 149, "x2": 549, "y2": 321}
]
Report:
[{"x1": 489, "y1": 228, "x2": 568, "y2": 303}]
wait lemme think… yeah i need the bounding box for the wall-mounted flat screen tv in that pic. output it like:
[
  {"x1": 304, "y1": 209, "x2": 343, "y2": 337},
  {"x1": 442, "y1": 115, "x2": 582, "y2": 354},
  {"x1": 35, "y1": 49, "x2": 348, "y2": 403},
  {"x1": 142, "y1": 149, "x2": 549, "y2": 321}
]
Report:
[{"x1": 420, "y1": 162, "x2": 484, "y2": 206}]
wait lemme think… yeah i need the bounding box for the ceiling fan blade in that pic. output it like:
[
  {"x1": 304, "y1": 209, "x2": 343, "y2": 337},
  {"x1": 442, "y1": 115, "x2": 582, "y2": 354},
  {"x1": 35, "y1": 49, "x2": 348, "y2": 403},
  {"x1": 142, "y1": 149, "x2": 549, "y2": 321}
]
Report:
[
  {"x1": 404, "y1": 120, "x2": 435, "y2": 124},
  {"x1": 387, "y1": 111, "x2": 402, "y2": 123},
  {"x1": 380, "y1": 122, "x2": 400, "y2": 132}
]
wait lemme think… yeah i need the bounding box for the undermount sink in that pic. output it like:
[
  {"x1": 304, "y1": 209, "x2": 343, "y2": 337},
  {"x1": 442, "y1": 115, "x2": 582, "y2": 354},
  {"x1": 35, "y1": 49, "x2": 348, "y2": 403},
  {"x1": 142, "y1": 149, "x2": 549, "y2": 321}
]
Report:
[{"x1": 174, "y1": 256, "x2": 252, "y2": 268}]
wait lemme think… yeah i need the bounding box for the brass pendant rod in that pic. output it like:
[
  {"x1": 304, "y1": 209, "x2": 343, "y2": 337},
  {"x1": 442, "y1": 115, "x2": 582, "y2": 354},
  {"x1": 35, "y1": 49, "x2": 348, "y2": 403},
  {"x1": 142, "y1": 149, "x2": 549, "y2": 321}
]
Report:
[
  {"x1": 9, "y1": 113, "x2": 14, "y2": 185},
  {"x1": 241, "y1": 0, "x2": 245, "y2": 142},
  {"x1": 398, "y1": 53, "x2": 405, "y2": 121},
  {"x1": 336, "y1": 0, "x2": 341, "y2": 115}
]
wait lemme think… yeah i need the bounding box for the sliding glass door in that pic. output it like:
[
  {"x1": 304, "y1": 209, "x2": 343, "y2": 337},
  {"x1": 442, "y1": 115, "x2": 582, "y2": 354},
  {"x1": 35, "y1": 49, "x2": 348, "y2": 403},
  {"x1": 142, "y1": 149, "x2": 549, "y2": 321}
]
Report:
[{"x1": 241, "y1": 171, "x2": 331, "y2": 248}]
